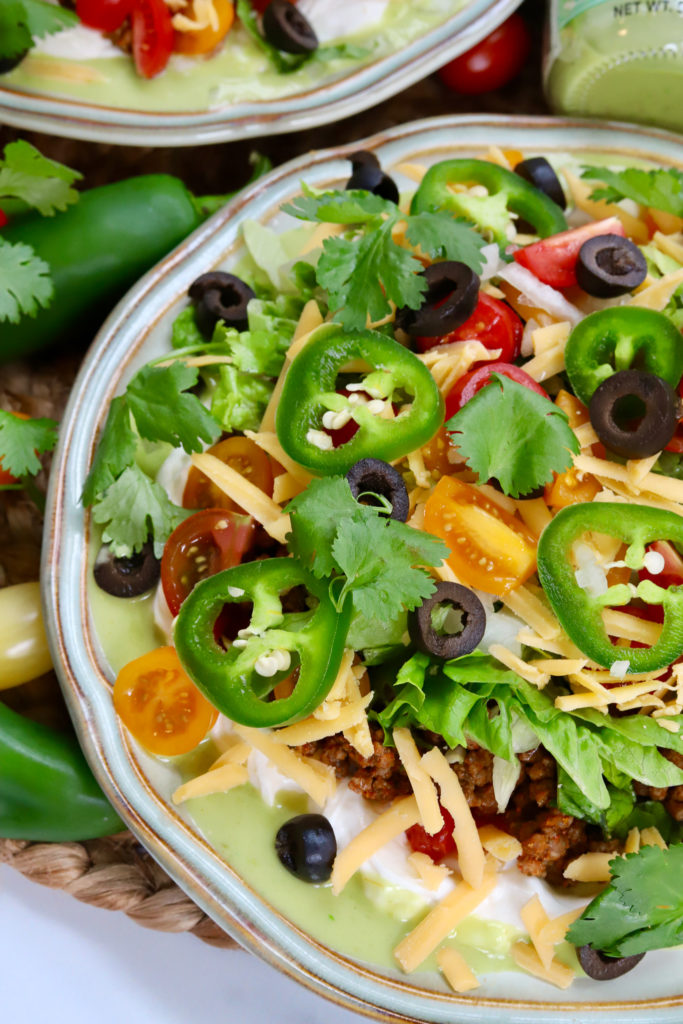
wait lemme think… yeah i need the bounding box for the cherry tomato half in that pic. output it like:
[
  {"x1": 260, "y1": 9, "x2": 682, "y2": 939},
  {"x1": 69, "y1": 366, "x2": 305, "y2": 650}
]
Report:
[
  {"x1": 132, "y1": 0, "x2": 174, "y2": 78},
  {"x1": 182, "y1": 436, "x2": 274, "y2": 513},
  {"x1": 437, "y1": 14, "x2": 531, "y2": 95},
  {"x1": 0, "y1": 208, "x2": 8, "y2": 230},
  {"x1": 513, "y1": 217, "x2": 626, "y2": 289},
  {"x1": 76, "y1": 0, "x2": 131, "y2": 31},
  {"x1": 161, "y1": 508, "x2": 255, "y2": 616},
  {"x1": 113, "y1": 645, "x2": 218, "y2": 756},
  {"x1": 416, "y1": 293, "x2": 524, "y2": 362},
  {"x1": 0, "y1": 411, "x2": 30, "y2": 486},
  {"x1": 445, "y1": 362, "x2": 547, "y2": 421},
  {"x1": 173, "y1": 0, "x2": 234, "y2": 55},
  {"x1": 424, "y1": 475, "x2": 537, "y2": 596},
  {"x1": 406, "y1": 805, "x2": 456, "y2": 862}
]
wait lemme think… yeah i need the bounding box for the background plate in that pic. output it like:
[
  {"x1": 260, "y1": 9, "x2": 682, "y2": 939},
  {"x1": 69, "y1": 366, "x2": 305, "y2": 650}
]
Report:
[{"x1": 44, "y1": 115, "x2": 683, "y2": 1022}]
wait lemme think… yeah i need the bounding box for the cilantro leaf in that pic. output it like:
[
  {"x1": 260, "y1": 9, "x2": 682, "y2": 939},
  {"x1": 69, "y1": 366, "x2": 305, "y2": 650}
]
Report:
[
  {"x1": 581, "y1": 165, "x2": 683, "y2": 217},
  {"x1": 405, "y1": 212, "x2": 486, "y2": 272},
  {"x1": 567, "y1": 844, "x2": 683, "y2": 957},
  {"x1": 287, "y1": 475, "x2": 447, "y2": 624},
  {"x1": 125, "y1": 363, "x2": 220, "y2": 452},
  {"x1": 0, "y1": 1, "x2": 32, "y2": 60},
  {"x1": 81, "y1": 396, "x2": 137, "y2": 506},
  {"x1": 0, "y1": 239, "x2": 53, "y2": 323},
  {"x1": 446, "y1": 374, "x2": 579, "y2": 498},
  {"x1": 0, "y1": 139, "x2": 81, "y2": 216},
  {"x1": 19, "y1": 0, "x2": 78, "y2": 39},
  {"x1": 0, "y1": 410, "x2": 57, "y2": 478},
  {"x1": 283, "y1": 187, "x2": 396, "y2": 224},
  {"x1": 91, "y1": 464, "x2": 189, "y2": 558}
]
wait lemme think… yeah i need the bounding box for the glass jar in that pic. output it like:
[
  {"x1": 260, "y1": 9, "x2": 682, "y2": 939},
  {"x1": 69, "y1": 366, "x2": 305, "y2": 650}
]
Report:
[{"x1": 545, "y1": 0, "x2": 683, "y2": 134}]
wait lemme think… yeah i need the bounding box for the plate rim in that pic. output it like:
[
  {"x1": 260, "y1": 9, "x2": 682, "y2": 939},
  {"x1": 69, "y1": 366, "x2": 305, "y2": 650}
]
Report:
[
  {"x1": 43, "y1": 113, "x2": 683, "y2": 1022},
  {"x1": 0, "y1": 0, "x2": 521, "y2": 146}
]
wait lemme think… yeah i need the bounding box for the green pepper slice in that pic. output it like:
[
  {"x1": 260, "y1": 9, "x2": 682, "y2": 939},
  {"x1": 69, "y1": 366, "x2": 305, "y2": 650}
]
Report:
[
  {"x1": 564, "y1": 306, "x2": 683, "y2": 405},
  {"x1": 276, "y1": 324, "x2": 443, "y2": 475},
  {"x1": 174, "y1": 558, "x2": 351, "y2": 727},
  {"x1": 537, "y1": 502, "x2": 683, "y2": 674},
  {"x1": 410, "y1": 159, "x2": 568, "y2": 246}
]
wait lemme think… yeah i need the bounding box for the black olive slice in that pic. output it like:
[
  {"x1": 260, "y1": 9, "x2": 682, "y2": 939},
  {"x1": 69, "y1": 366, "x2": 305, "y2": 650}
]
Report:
[
  {"x1": 514, "y1": 157, "x2": 567, "y2": 210},
  {"x1": 576, "y1": 234, "x2": 648, "y2": 298},
  {"x1": 395, "y1": 261, "x2": 480, "y2": 338},
  {"x1": 408, "y1": 582, "x2": 486, "y2": 660},
  {"x1": 275, "y1": 813, "x2": 337, "y2": 882},
  {"x1": 262, "y1": 0, "x2": 318, "y2": 54},
  {"x1": 589, "y1": 369, "x2": 680, "y2": 459},
  {"x1": 188, "y1": 271, "x2": 255, "y2": 338},
  {"x1": 0, "y1": 49, "x2": 30, "y2": 75},
  {"x1": 94, "y1": 541, "x2": 160, "y2": 598},
  {"x1": 346, "y1": 458, "x2": 409, "y2": 522},
  {"x1": 578, "y1": 945, "x2": 645, "y2": 981},
  {"x1": 345, "y1": 150, "x2": 399, "y2": 205}
]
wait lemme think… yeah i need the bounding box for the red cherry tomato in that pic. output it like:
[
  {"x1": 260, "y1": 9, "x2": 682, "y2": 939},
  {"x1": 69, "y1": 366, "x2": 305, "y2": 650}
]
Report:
[
  {"x1": 132, "y1": 0, "x2": 174, "y2": 78},
  {"x1": 437, "y1": 14, "x2": 531, "y2": 95},
  {"x1": 406, "y1": 805, "x2": 456, "y2": 863},
  {"x1": 513, "y1": 217, "x2": 626, "y2": 289},
  {"x1": 416, "y1": 293, "x2": 524, "y2": 362},
  {"x1": 638, "y1": 541, "x2": 683, "y2": 591},
  {"x1": 0, "y1": 209, "x2": 8, "y2": 230},
  {"x1": 445, "y1": 361, "x2": 547, "y2": 421},
  {"x1": 76, "y1": 0, "x2": 131, "y2": 31},
  {"x1": 160, "y1": 508, "x2": 255, "y2": 616}
]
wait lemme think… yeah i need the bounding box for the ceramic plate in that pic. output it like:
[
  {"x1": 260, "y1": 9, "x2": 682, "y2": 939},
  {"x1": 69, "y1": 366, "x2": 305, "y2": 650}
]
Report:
[
  {"x1": 44, "y1": 115, "x2": 683, "y2": 1023},
  {"x1": 0, "y1": 0, "x2": 521, "y2": 147}
]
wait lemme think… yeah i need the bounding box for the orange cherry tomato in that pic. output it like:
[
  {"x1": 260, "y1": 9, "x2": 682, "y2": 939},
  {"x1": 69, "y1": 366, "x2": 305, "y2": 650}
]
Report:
[
  {"x1": 0, "y1": 411, "x2": 30, "y2": 485},
  {"x1": 553, "y1": 389, "x2": 589, "y2": 429},
  {"x1": 173, "y1": 0, "x2": 235, "y2": 55},
  {"x1": 113, "y1": 645, "x2": 218, "y2": 756},
  {"x1": 424, "y1": 476, "x2": 537, "y2": 596},
  {"x1": 161, "y1": 508, "x2": 255, "y2": 616},
  {"x1": 183, "y1": 436, "x2": 274, "y2": 513},
  {"x1": 544, "y1": 467, "x2": 600, "y2": 510},
  {"x1": 420, "y1": 426, "x2": 456, "y2": 480}
]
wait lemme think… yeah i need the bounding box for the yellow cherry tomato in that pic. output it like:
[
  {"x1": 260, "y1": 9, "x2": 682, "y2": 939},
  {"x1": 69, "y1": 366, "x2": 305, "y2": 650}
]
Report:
[
  {"x1": 173, "y1": 0, "x2": 235, "y2": 56},
  {"x1": 0, "y1": 582, "x2": 53, "y2": 689}
]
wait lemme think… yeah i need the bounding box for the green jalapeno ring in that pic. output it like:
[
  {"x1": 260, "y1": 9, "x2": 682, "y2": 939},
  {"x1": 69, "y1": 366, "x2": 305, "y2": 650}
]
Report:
[
  {"x1": 537, "y1": 502, "x2": 683, "y2": 674},
  {"x1": 174, "y1": 558, "x2": 352, "y2": 728},
  {"x1": 276, "y1": 325, "x2": 443, "y2": 476},
  {"x1": 564, "y1": 306, "x2": 683, "y2": 406},
  {"x1": 410, "y1": 158, "x2": 568, "y2": 247}
]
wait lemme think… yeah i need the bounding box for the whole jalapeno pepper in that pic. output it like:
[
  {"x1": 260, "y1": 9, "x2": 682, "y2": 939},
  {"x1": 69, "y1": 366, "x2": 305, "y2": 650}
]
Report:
[
  {"x1": 410, "y1": 158, "x2": 568, "y2": 247},
  {"x1": 0, "y1": 701, "x2": 124, "y2": 841},
  {"x1": 537, "y1": 501, "x2": 683, "y2": 673},
  {"x1": 275, "y1": 324, "x2": 443, "y2": 475},
  {"x1": 174, "y1": 558, "x2": 352, "y2": 728},
  {"x1": 0, "y1": 175, "x2": 217, "y2": 363},
  {"x1": 564, "y1": 306, "x2": 683, "y2": 405}
]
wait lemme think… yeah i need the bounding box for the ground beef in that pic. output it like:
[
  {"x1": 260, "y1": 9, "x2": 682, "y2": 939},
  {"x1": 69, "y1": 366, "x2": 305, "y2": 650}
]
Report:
[
  {"x1": 634, "y1": 749, "x2": 683, "y2": 822},
  {"x1": 299, "y1": 733, "x2": 633, "y2": 881}
]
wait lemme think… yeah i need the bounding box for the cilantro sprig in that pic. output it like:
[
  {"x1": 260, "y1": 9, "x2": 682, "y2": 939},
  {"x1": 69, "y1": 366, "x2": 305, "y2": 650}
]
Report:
[
  {"x1": 0, "y1": 140, "x2": 82, "y2": 324},
  {"x1": 581, "y1": 165, "x2": 683, "y2": 218},
  {"x1": 567, "y1": 844, "x2": 683, "y2": 957},
  {"x1": 0, "y1": 410, "x2": 58, "y2": 511},
  {"x1": 283, "y1": 187, "x2": 486, "y2": 331},
  {"x1": 287, "y1": 476, "x2": 447, "y2": 624},
  {"x1": 0, "y1": 0, "x2": 77, "y2": 63},
  {"x1": 82, "y1": 363, "x2": 221, "y2": 555},
  {"x1": 445, "y1": 374, "x2": 579, "y2": 498}
]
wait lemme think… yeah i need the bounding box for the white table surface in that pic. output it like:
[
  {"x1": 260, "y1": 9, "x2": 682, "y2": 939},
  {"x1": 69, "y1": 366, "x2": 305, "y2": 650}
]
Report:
[{"x1": 0, "y1": 863, "x2": 364, "y2": 1024}]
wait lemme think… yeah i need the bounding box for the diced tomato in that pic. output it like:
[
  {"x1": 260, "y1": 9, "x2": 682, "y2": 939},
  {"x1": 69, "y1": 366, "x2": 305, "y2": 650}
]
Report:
[
  {"x1": 406, "y1": 805, "x2": 456, "y2": 862},
  {"x1": 416, "y1": 293, "x2": 524, "y2": 362},
  {"x1": 424, "y1": 476, "x2": 537, "y2": 596},
  {"x1": 513, "y1": 217, "x2": 626, "y2": 289},
  {"x1": 76, "y1": 0, "x2": 131, "y2": 31},
  {"x1": 132, "y1": 0, "x2": 174, "y2": 78},
  {"x1": 444, "y1": 361, "x2": 547, "y2": 421},
  {"x1": 160, "y1": 509, "x2": 255, "y2": 616}
]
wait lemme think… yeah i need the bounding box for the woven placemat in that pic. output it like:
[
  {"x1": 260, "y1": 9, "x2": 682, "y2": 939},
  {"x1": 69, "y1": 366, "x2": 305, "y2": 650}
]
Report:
[{"x1": 0, "y1": 2, "x2": 549, "y2": 942}]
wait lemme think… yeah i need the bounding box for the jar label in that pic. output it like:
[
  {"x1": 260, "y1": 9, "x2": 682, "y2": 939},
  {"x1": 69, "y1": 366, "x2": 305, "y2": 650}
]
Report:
[{"x1": 555, "y1": 0, "x2": 683, "y2": 28}]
